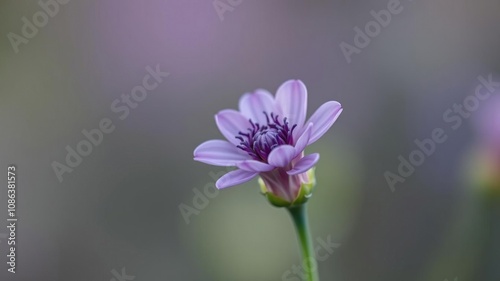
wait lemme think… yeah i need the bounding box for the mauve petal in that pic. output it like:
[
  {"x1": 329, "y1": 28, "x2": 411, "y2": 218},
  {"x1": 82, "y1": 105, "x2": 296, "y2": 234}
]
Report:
[
  {"x1": 305, "y1": 101, "x2": 343, "y2": 145},
  {"x1": 194, "y1": 140, "x2": 249, "y2": 166},
  {"x1": 237, "y1": 160, "x2": 275, "y2": 172},
  {"x1": 275, "y1": 80, "x2": 308, "y2": 134},
  {"x1": 267, "y1": 145, "x2": 296, "y2": 168},
  {"x1": 287, "y1": 153, "x2": 320, "y2": 175},
  {"x1": 216, "y1": 169, "x2": 257, "y2": 189},
  {"x1": 238, "y1": 89, "x2": 275, "y2": 124},
  {"x1": 215, "y1": 109, "x2": 251, "y2": 145},
  {"x1": 294, "y1": 123, "x2": 313, "y2": 157}
]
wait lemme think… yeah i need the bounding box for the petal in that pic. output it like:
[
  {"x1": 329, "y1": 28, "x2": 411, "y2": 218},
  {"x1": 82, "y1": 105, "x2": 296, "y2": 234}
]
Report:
[
  {"x1": 194, "y1": 140, "x2": 250, "y2": 166},
  {"x1": 305, "y1": 101, "x2": 343, "y2": 145},
  {"x1": 287, "y1": 153, "x2": 320, "y2": 175},
  {"x1": 216, "y1": 169, "x2": 257, "y2": 189},
  {"x1": 267, "y1": 145, "x2": 296, "y2": 168},
  {"x1": 294, "y1": 123, "x2": 313, "y2": 157},
  {"x1": 275, "y1": 80, "x2": 308, "y2": 131},
  {"x1": 237, "y1": 160, "x2": 275, "y2": 172},
  {"x1": 215, "y1": 109, "x2": 251, "y2": 145},
  {"x1": 238, "y1": 89, "x2": 275, "y2": 124}
]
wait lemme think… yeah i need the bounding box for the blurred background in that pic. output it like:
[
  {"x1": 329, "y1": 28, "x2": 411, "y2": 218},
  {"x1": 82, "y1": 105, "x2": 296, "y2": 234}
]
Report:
[{"x1": 0, "y1": 0, "x2": 499, "y2": 280}]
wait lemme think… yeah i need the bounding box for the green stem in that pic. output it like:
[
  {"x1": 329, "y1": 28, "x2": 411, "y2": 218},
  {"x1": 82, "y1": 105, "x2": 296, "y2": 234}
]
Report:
[{"x1": 288, "y1": 204, "x2": 319, "y2": 281}]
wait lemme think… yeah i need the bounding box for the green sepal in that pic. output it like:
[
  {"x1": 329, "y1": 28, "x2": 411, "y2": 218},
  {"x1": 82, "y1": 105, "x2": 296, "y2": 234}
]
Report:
[{"x1": 259, "y1": 168, "x2": 317, "y2": 208}]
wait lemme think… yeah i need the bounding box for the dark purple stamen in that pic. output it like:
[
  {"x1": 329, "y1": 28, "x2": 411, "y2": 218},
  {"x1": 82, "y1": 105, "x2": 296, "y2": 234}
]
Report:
[{"x1": 236, "y1": 112, "x2": 297, "y2": 162}]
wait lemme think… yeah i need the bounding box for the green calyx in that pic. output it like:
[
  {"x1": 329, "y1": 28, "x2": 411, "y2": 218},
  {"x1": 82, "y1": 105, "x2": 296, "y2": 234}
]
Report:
[{"x1": 259, "y1": 168, "x2": 316, "y2": 208}]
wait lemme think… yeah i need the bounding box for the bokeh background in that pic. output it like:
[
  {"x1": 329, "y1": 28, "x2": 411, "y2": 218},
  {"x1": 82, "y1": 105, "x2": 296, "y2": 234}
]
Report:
[{"x1": 1, "y1": 0, "x2": 500, "y2": 280}]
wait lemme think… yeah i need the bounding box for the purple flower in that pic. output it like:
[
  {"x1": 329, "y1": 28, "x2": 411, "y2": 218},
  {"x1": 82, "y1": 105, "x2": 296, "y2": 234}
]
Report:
[
  {"x1": 477, "y1": 93, "x2": 500, "y2": 156},
  {"x1": 194, "y1": 80, "x2": 343, "y2": 203}
]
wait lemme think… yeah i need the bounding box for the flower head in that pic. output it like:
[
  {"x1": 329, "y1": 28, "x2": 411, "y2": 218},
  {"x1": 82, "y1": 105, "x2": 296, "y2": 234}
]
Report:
[
  {"x1": 477, "y1": 93, "x2": 500, "y2": 157},
  {"x1": 194, "y1": 80, "x2": 343, "y2": 204},
  {"x1": 470, "y1": 93, "x2": 500, "y2": 199}
]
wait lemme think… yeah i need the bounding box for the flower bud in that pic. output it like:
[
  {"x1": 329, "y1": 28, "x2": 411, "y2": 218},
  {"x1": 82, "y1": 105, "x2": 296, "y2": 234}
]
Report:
[{"x1": 468, "y1": 148, "x2": 500, "y2": 201}]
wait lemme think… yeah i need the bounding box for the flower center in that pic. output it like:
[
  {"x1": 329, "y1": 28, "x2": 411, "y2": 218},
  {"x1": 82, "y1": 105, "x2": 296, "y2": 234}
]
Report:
[{"x1": 236, "y1": 112, "x2": 297, "y2": 162}]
